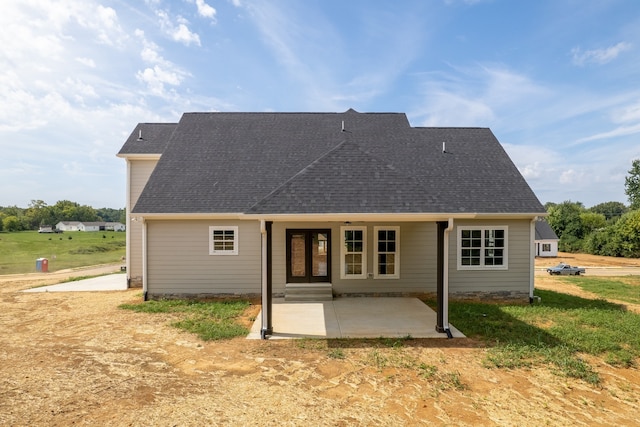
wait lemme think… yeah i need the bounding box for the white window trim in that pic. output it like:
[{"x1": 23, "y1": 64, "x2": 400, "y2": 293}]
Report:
[
  {"x1": 209, "y1": 226, "x2": 239, "y2": 256},
  {"x1": 374, "y1": 226, "x2": 400, "y2": 279},
  {"x1": 340, "y1": 226, "x2": 367, "y2": 279},
  {"x1": 457, "y1": 226, "x2": 508, "y2": 270}
]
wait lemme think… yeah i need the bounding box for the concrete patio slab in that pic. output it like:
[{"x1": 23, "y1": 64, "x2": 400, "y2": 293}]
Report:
[
  {"x1": 22, "y1": 274, "x2": 128, "y2": 292},
  {"x1": 247, "y1": 297, "x2": 465, "y2": 339}
]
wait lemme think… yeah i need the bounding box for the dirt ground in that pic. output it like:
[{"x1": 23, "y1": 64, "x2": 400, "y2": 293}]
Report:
[{"x1": 1, "y1": 255, "x2": 639, "y2": 426}]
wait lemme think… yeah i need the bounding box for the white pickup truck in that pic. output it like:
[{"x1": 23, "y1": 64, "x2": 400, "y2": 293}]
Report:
[{"x1": 546, "y1": 263, "x2": 586, "y2": 276}]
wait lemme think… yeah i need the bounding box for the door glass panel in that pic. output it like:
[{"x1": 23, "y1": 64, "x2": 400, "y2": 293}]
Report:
[
  {"x1": 290, "y1": 233, "x2": 306, "y2": 277},
  {"x1": 312, "y1": 232, "x2": 328, "y2": 277}
]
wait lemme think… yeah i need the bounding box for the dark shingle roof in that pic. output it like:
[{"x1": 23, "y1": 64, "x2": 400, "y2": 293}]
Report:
[
  {"x1": 124, "y1": 110, "x2": 545, "y2": 215},
  {"x1": 535, "y1": 221, "x2": 558, "y2": 240},
  {"x1": 118, "y1": 123, "x2": 177, "y2": 155}
]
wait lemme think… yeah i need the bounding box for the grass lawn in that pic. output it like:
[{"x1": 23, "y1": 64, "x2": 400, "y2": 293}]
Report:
[
  {"x1": 121, "y1": 284, "x2": 640, "y2": 386},
  {"x1": 119, "y1": 299, "x2": 250, "y2": 340},
  {"x1": 559, "y1": 276, "x2": 640, "y2": 304},
  {"x1": 0, "y1": 230, "x2": 125, "y2": 274},
  {"x1": 447, "y1": 288, "x2": 640, "y2": 384}
]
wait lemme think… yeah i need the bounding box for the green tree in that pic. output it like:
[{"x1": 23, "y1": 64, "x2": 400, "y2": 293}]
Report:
[
  {"x1": 96, "y1": 207, "x2": 126, "y2": 223},
  {"x1": 547, "y1": 201, "x2": 585, "y2": 239},
  {"x1": 589, "y1": 201, "x2": 628, "y2": 222},
  {"x1": 613, "y1": 210, "x2": 640, "y2": 258},
  {"x1": 625, "y1": 159, "x2": 640, "y2": 210},
  {"x1": 580, "y1": 212, "x2": 606, "y2": 234},
  {"x1": 25, "y1": 200, "x2": 54, "y2": 230},
  {"x1": 3, "y1": 215, "x2": 21, "y2": 232},
  {"x1": 50, "y1": 200, "x2": 98, "y2": 223}
]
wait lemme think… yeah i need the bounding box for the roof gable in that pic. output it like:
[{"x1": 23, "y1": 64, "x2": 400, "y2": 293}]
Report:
[{"x1": 248, "y1": 139, "x2": 440, "y2": 214}]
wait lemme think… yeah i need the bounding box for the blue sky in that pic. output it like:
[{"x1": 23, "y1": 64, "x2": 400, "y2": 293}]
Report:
[{"x1": 1, "y1": 0, "x2": 639, "y2": 209}]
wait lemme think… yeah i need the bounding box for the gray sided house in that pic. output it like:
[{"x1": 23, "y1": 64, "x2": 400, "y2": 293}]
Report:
[{"x1": 117, "y1": 110, "x2": 545, "y2": 337}]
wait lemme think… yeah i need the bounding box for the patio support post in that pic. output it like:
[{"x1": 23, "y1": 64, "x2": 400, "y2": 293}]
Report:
[
  {"x1": 260, "y1": 220, "x2": 273, "y2": 339},
  {"x1": 436, "y1": 221, "x2": 447, "y2": 333}
]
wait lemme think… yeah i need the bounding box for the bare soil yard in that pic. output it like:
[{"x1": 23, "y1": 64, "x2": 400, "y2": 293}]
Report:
[{"x1": 1, "y1": 255, "x2": 639, "y2": 426}]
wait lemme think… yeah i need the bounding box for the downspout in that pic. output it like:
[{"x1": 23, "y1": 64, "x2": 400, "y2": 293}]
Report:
[
  {"x1": 442, "y1": 218, "x2": 454, "y2": 338},
  {"x1": 529, "y1": 217, "x2": 538, "y2": 304},
  {"x1": 260, "y1": 220, "x2": 273, "y2": 339},
  {"x1": 125, "y1": 159, "x2": 132, "y2": 288},
  {"x1": 142, "y1": 217, "x2": 148, "y2": 301}
]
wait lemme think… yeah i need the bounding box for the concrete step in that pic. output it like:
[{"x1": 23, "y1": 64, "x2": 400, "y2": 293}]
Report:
[{"x1": 285, "y1": 283, "x2": 333, "y2": 302}]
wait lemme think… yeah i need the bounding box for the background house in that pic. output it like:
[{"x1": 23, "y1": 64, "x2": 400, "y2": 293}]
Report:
[
  {"x1": 56, "y1": 221, "x2": 125, "y2": 232},
  {"x1": 535, "y1": 220, "x2": 559, "y2": 257},
  {"x1": 56, "y1": 221, "x2": 81, "y2": 231}
]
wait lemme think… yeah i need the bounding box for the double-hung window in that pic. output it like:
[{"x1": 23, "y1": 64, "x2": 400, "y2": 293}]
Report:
[
  {"x1": 458, "y1": 226, "x2": 507, "y2": 269},
  {"x1": 340, "y1": 226, "x2": 366, "y2": 279},
  {"x1": 374, "y1": 226, "x2": 399, "y2": 279},
  {"x1": 209, "y1": 226, "x2": 239, "y2": 255}
]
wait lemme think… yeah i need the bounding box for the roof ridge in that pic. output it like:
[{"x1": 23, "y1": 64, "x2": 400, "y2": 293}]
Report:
[{"x1": 180, "y1": 111, "x2": 404, "y2": 116}]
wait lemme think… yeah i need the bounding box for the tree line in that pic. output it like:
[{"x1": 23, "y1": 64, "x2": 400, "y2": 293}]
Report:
[
  {"x1": 0, "y1": 200, "x2": 125, "y2": 232},
  {"x1": 546, "y1": 159, "x2": 640, "y2": 258}
]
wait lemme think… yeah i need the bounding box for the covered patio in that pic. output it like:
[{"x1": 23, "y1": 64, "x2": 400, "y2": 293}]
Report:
[{"x1": 247, "y1": 297, "x2": 465, "y2": 339}]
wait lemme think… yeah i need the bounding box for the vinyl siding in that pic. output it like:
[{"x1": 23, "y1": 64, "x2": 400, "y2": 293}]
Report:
[
  {"x1": 536, "y1": 240, "x2": 558, "y2": 257},
  {"x1": 146, "y1": 220, "x2": 261, "y2": 295},
  {"x1": 142, "y1": 218, "x2": 533, "y2": 297},
  {"x1": 272, "y1": 222, "x2": 438, "y2": 295},
  {"x1": 127, "y1": 159, "x2": 158, "y2": 282},
  {"x1": 448, "y1": 219, "x2": 532, "y2": 295}
]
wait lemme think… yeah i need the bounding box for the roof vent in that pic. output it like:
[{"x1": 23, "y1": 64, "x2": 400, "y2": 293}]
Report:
[
  {"x1": 442, "y1": 141, "x2": 446, "y2": 153},
  {"x1": 137, "y1": 129, "x2": 143, "y2": 141},
  {"x1": 341, "y1": 120, "x2": 345, "y2": 132}
]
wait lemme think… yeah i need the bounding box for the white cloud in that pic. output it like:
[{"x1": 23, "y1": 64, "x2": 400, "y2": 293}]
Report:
[
  {"x1": 133, "y1": 29, "x2": 191, "y2": 97},
  {"x1": 559, "y1": 169, "x2": 585, "y2": 185},
  {"x1": 62, "y1": 77, "x2": 99, "y2": 103},
  {"x1": 93, "y1": 5, "x2": 125, "y2": 46},
  {"x1": 614, "y1": 102, "x2": 640, "y2": 124},
  {"x1": 571, "y1": 42, "x2": 631, "y2": 66},
  {"x1": 413, "y1": 65, "x2": 550, "y2": 127},
  {"x1": 173, "y1": 23, "x2": 201, "y2": 45},
  {"x1": 75, "y1": 57, "x2": 96, "y2": 68},
  {"x1": 576, "y1": 123, "x2": 640, "y2": 143},
  {"x1": 195, "y1": 0, "x2": 217, "y2": 20},
  {"x1": 418, "y1": 90, "x2": 495, "y2": 126},
  {"x1": 156, "y1": 9, "x2": 201, "y2": 46},
  {"x1": 136, "y1": 66, "x2": 185, "y2": 96},
  {"x1": 575, "y1": 101, "x2": 640, "y2": 143}
]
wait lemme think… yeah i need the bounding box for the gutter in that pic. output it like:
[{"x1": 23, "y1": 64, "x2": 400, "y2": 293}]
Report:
[{"x1": 129, "y1": 212, "x2": 547, "y2": 222}]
